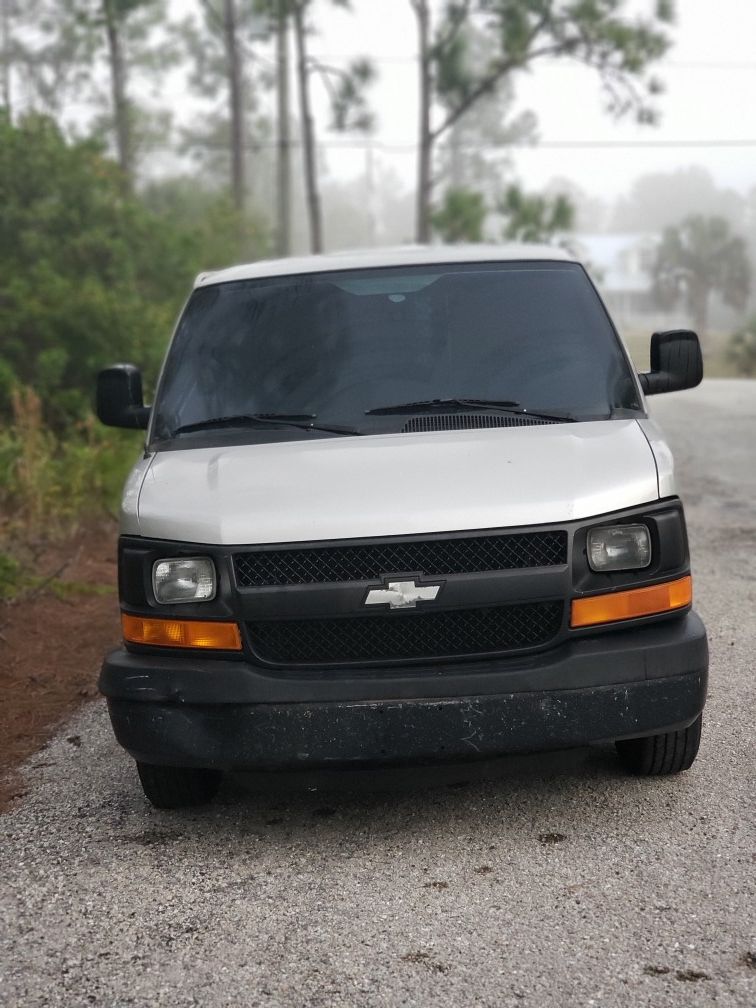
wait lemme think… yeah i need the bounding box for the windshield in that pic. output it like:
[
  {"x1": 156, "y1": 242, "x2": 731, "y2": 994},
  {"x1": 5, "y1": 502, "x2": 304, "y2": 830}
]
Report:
[{"x1": 151, "y1": 261, "x2": 641, "y2": 443}]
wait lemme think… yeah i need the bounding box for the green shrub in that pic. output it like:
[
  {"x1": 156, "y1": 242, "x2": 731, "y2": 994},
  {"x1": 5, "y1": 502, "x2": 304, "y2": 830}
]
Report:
[
  {"x1": 0, "y1": 386, "x2": 140, "y2": 541},
  {"x1": 0, "y1": 113, "x2": 268, "y2": 430}
]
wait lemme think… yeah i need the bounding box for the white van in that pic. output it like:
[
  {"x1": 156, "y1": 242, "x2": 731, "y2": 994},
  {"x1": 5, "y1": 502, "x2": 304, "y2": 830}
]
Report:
[{"x1": 97, "y1": 245, "x2": 708, "y2": 808}]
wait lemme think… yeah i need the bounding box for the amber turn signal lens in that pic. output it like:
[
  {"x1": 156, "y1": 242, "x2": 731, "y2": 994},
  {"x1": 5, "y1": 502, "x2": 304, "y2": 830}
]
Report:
[
  {"x1": 122, "y1": 613, "x2": 242, "y2": 650},
  {"x1": 570, "y1": 575, "x2": 692, "y2": 629}
]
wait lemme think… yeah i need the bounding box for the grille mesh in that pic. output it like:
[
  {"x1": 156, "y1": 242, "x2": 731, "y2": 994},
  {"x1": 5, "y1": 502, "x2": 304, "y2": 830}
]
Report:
[
  {"x1": 248, "y1": 601, "x2": 563, "y2": 665},
  {"x1": 402, "y1": 413, "x2": 557, "y2": 433},
  {"x1": 234, "y1": 531, "x2": 567, "y2": 587}
]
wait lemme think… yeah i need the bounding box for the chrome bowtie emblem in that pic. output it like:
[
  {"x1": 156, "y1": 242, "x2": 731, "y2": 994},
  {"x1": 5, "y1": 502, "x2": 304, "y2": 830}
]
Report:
[{"x1": 364, "y1": 579, "x2": 442, "y2": 609}]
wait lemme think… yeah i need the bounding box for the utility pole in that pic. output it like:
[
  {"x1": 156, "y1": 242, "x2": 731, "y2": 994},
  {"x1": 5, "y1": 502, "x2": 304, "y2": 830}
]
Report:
[{"x1": 275, "y1": 0, "x2": 291, "y2": 257}]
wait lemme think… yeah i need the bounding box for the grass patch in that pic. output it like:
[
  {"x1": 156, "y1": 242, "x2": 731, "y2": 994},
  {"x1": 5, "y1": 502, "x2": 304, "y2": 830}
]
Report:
[
  {"x1": 46, "y1": 579, "x2": 113, "y2": 601},
  {"x1": 0, "y1": 555, "x2": 112, "y2": 605},
  {"x1": 0, "y1": 551, "x2": 27, "y2": 601}
]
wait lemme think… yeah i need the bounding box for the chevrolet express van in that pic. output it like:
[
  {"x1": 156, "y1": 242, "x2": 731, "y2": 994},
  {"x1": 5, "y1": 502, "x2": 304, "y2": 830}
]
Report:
[{"x1": 96, "y1": 245, "x2": 708, "y2": 808}]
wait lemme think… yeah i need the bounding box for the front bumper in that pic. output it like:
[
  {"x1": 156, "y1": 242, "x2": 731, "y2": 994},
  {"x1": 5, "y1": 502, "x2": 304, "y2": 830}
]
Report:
[{"x1": 101, "y1": 611, "x2": 708, "y2": 769}]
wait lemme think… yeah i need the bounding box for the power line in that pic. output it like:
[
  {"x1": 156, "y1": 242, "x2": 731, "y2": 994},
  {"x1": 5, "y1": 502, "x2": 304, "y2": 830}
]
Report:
[
  {"x1": 309, "y1": 53, "x2": 756, "y2": 71},
  {"x1": 511, "y1": 139, "x2": 756, "y2": 149},
  {"x1": 147, "y1": 137, "x2": 756, "y2": 152}
]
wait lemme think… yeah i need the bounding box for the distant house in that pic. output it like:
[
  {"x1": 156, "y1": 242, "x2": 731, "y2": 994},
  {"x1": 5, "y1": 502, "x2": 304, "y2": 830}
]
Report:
[{"x1": 571, "y1": 233, "x2": 660, "y2": 323}]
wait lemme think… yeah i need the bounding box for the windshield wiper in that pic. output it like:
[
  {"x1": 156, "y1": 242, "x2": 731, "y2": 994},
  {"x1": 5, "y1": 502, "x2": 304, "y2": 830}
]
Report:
[
  {"x1": 171, "y1": 413, "x2": 362, "y2": 437},
  {"x1": 365, "y1": 398, "x2": 575, "y2": 421},
  {"x1": 366, "y1": 398, "x2": 519, "y2": 415}
]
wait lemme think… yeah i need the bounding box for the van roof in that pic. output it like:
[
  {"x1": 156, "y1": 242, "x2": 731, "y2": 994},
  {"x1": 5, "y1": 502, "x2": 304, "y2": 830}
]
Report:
[{"x1": 194, "y1": 243, "x2": 577, "y2": 288}]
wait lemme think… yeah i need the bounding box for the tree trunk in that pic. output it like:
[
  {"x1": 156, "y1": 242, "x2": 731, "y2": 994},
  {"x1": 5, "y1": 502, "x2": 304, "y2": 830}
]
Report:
[
  {"x1": 222, "y1": 0, "x2": 245, "y2": 216},
  {"x1": 293, "y1": 2, "x2": 322, "y2": 254},
  {"x1": 275, "y1": 0, "x2": 291, "y2": 257},
  {"x1": 102, "y1": 0, "x2": 132, "y2": 193},
  {"x1": 412, "y1": 0, "x2": 433, "y2": 243}
]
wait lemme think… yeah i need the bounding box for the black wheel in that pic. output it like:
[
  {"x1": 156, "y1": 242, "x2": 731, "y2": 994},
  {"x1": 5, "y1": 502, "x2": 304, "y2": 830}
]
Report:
[
  {"x1": 615, "y1": 714, "x2": 702, "y2": 775},
  {"x1": 136, "y1": 762, "x2": 222, "y2": 808}
]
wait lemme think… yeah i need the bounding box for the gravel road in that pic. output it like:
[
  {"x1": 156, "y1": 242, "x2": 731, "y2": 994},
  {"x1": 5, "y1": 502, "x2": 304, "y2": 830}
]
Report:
[{"x1": 1, "y1": 379, "x2": 754, "y2": 1008}]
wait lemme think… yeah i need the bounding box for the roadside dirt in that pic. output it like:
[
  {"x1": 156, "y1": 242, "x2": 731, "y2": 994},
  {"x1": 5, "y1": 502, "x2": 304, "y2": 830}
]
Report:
[{"x1": 0, "y1": 525, "x2": 120, "y2": 810}]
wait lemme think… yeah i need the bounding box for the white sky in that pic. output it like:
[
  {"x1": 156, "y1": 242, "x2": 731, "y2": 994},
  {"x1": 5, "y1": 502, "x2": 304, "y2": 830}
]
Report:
[{"x1": 301, "y1": 0, "x2": 756, "y2": 200}]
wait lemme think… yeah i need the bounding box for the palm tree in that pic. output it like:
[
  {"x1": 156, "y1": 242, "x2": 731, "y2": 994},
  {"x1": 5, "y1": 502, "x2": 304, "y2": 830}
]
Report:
[{"x1": 651, "y1": 215, "x2": 751, "y2": 335}]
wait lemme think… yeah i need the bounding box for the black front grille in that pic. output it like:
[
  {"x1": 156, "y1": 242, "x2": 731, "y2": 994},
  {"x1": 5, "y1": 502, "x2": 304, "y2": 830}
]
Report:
[
  {"x1": 247, "y1": 601, "x2": 563, "y2": 665},
  {"x1": 234, "y1": 531, "x2": 567, "y2": 587},
  {"x1": 403, "y1": 413, "x2": 557, "y2": 433}
]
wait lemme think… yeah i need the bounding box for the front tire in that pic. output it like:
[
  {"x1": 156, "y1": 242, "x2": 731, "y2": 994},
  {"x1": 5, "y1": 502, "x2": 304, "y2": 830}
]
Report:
[
  {"x1": 615, "y1": 714, "x2": 702, "y2": 775},
  {"x1": 136, "y1": 762, "x2": 222, "y2": 808}
]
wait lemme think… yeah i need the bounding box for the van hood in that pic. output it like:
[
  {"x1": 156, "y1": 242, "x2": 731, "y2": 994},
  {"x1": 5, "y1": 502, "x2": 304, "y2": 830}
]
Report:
[{"x1": 126, "y1": 420, "x2": 661, "y2": 545}]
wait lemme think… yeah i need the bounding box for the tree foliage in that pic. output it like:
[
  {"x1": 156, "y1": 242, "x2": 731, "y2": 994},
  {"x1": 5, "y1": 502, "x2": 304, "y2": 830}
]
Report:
[
  {"x1": 651, "y1": 215, "x2": 751, "y2": 335},
  {"x1": 411, "y1": 0, "x2": 674, "y2": 241},
  {"x1": 434, "y1": 25, "x2": 537, "y2": 202},
  {"x1": 327, "y1": 56, "x2": 376, "y2": 133},
  {"x1": 8, "y1": 0, "x2": 171, "y2": 185},
  {"x1": 431, "y1": 188, "x2": 486, "y2": 243},
  {"x1": 499, "y1": 185, "x2": 574, "y2": 243},
  {"x1": 431, "y1": 182, "x2": 574, "y2": 245},
  {"x1": 0, "y1": 113, "x2": 259, "y2": 426},
  {"x1": 1, "y1": 0, "x2": 90, "y2": 116},
  {"x1": 433, "y1": 0, "x2": 671, "y2": 129}
]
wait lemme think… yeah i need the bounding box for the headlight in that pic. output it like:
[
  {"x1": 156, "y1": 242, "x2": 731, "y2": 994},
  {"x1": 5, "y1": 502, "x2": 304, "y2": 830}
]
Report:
[
  {"x1": 152, "y1": 557, "x2": 216, "y2": 604},
  {"x1": 587, "y1": 525, "x2": 651, "y2": 572}
]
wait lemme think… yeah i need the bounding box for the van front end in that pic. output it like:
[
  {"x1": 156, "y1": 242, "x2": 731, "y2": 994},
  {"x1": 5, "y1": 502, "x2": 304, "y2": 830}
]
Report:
[
  {"x1": 96, "y1": 245, "x2": 707, "y2": 806},
  {"x1": 100, "y1": 498, "x2": 707, "y2": 795}
]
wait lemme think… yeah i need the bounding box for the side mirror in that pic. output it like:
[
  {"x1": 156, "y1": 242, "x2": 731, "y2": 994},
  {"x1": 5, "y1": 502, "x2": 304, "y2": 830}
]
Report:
[
  {"x1": 96, "y1": 364, "x2": 150, "y2": 429},
  {"x1": 638, "y1": 330, "x2": 703, "y2": 396}
]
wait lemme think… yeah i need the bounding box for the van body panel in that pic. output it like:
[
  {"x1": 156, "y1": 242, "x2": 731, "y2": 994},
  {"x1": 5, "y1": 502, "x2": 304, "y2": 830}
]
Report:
[
  {"x1": 637, "y1": 418, "x2": 677, "y2": 498},
  {"x1": 194, "y1": 243, "x2": 574, "y2": 288},
  {"x1": 119, "y1": 453, "x2": 155, "y2": 537},
  {"x1": 106, "y1": 668, "x2": 707, "y2": 769},
  {"x1": 131, "y1": 419, "x2": 658, "y2": 546}
]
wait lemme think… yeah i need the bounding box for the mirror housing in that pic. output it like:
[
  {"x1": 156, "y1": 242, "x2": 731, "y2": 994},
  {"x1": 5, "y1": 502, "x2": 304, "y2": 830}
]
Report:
[
  {"x1": 96, "y1": 364, "x2": 150, "y2": 429},
  {"x1": 639, "y1": 330, "x2": 703, "y2": 396}
]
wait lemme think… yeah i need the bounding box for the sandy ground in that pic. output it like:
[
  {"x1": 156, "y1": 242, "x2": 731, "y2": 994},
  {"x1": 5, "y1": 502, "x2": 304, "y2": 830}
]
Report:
[{"x1": 0, "y1": 379, "x2": 754, "y2": 1008}]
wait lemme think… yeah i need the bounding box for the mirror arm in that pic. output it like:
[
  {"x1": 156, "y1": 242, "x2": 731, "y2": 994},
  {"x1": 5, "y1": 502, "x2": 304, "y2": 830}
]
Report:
[
  {"x1": 125, "y1": 404, "x2": 151, "y2": 430},
  {"x1": 638, "y1": 371, "x2": 668, "y2": 396}
]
